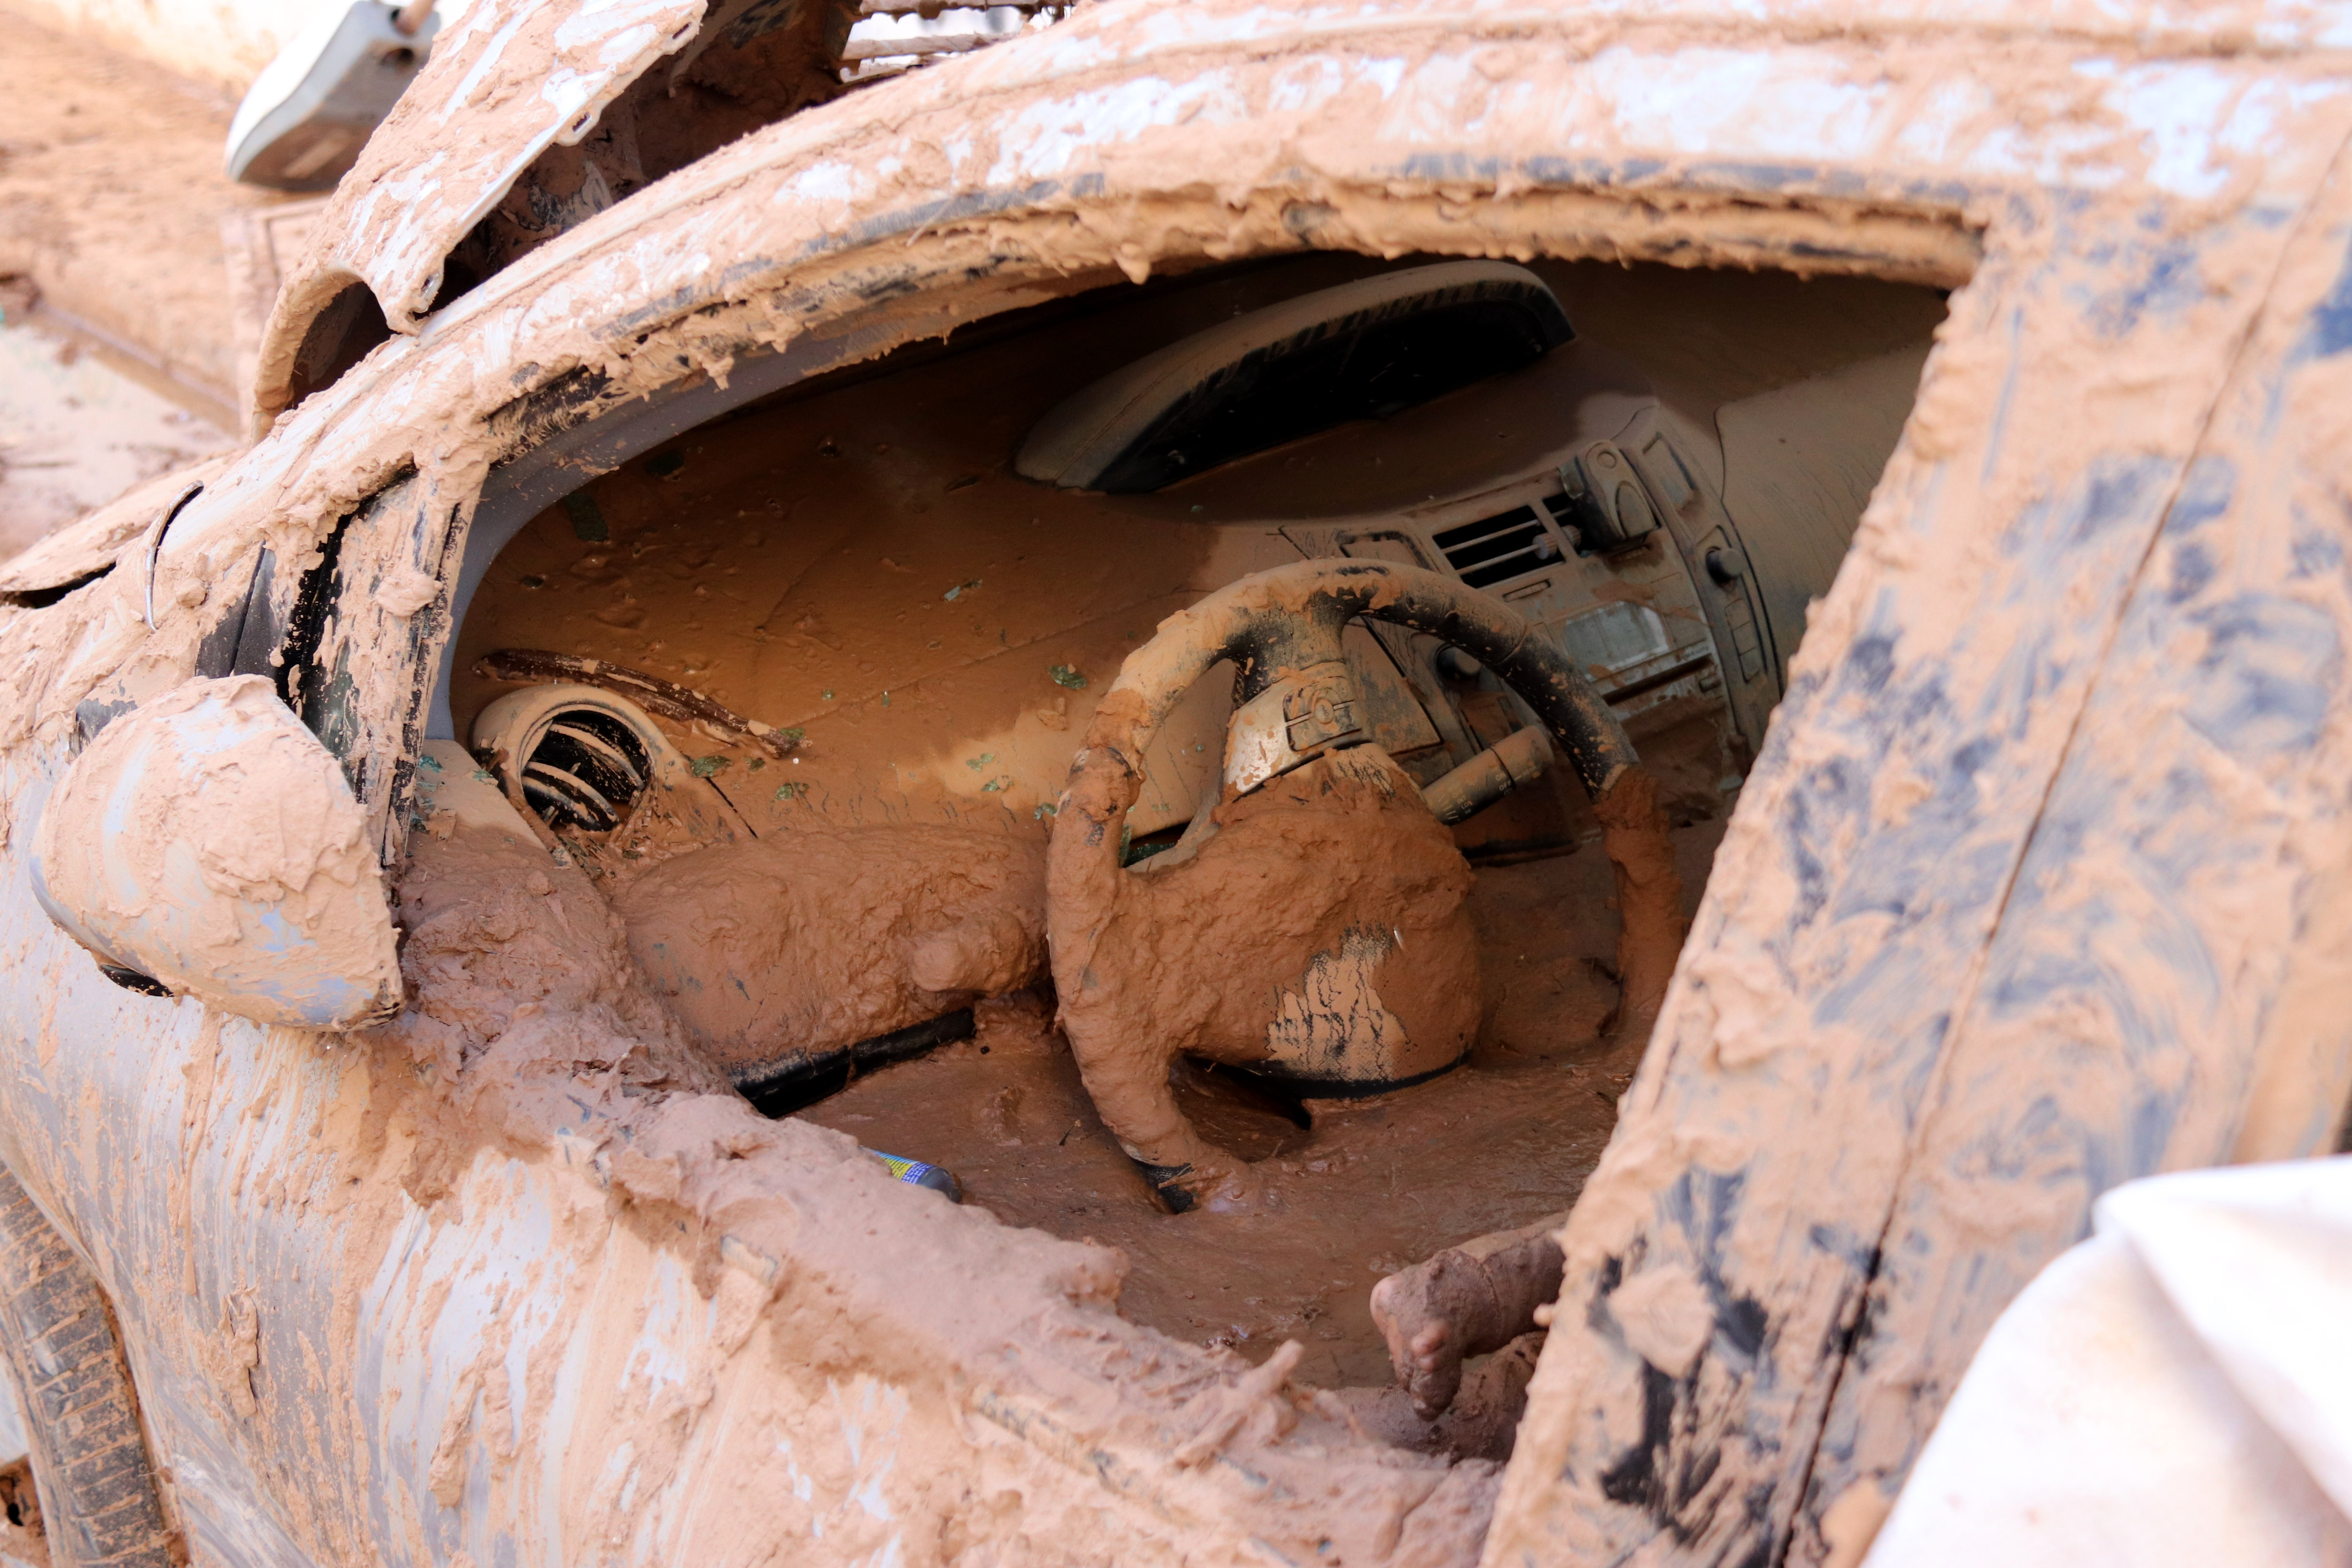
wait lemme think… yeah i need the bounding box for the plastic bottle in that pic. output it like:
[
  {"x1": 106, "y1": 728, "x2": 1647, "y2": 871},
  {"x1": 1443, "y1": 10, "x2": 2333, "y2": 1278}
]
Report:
[{"x1": 865, "y1": 1149, "x2": 962, "y2": 1202}]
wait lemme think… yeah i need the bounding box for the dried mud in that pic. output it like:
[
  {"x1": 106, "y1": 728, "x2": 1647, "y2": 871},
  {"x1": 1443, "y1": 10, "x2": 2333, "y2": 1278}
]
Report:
[{"x1": 389, "y1": 818, "x2": 720, "y2": 1095}]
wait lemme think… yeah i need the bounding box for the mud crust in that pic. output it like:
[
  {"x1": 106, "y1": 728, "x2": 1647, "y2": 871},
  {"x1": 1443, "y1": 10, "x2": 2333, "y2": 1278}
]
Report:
[{"x1": 0, "y1": 1167, "x2": 176, "y2": 1568}]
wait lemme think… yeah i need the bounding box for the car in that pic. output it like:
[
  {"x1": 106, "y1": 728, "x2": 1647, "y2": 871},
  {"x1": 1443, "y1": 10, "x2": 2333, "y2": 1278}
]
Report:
[{"x1": 1, "y1": 2, "x2": 2348, "y2": 1565}]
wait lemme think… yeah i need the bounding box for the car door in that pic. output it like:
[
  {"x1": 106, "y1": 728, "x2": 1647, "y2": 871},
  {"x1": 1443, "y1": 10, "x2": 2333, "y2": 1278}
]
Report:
[{"x1": 0, "y1": 456, "x2": 417, "y2": 1566}]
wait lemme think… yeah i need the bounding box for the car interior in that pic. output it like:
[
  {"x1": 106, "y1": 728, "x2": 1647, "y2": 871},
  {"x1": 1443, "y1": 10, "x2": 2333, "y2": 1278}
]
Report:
[{"x1": 425, "y1": 247, "x2": 1947, "y2": 1449}]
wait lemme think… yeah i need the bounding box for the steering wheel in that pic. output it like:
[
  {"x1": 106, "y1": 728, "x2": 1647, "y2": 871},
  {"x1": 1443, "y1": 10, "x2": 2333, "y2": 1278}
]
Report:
[{"x1": 1046, "y1": 558, "x2": 1659, "y2": 1212}]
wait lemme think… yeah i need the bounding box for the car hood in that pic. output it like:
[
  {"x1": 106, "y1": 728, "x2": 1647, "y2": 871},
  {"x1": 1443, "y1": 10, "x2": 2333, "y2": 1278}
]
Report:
[{"x1": 260, "y1": 0, "x2": 706, "y2": 358}]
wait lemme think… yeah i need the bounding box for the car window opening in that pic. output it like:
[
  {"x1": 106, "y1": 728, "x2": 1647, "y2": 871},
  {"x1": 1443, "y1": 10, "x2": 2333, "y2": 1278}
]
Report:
[{"x1": 435, "y1": 248, "x2": 1948, "y2": 1462}]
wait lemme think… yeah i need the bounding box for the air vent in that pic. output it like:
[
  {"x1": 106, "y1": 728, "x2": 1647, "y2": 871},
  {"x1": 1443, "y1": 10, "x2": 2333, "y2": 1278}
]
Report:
[
  {"x1": 519, "y1": 710, "x2": 650, "y2": 831},
  {"x1": 1431, "y1": 506, "x2": 1564, "y2": 589}
]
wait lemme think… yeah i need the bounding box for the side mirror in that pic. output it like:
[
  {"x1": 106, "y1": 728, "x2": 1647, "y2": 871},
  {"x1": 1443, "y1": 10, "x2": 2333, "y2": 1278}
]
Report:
[{"x1": 31, "y1": 677, "x2": 403, "y2": 1030}]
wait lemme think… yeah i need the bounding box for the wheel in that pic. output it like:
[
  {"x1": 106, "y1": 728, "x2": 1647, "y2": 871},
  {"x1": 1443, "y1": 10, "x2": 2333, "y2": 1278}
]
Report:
[
  {"x1": 1046, "y1": 558, "x2": 1678, "y2": 1211},
  {"x1": 0, "y1": 1164, "x2": 176, "y2": 1568}
]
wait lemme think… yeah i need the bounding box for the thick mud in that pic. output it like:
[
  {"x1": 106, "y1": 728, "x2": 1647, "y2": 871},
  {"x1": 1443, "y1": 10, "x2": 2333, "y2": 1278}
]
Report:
[
  {"x1": 1049, "y1": 741, "x2": 1488, "y2": 1208},
  {"x1": 802, "y1": 819, "x2": 1725, "y2": 1393},
  {"x1": 613, "y1": 825, "x2": 1048, "y2": 1084}
]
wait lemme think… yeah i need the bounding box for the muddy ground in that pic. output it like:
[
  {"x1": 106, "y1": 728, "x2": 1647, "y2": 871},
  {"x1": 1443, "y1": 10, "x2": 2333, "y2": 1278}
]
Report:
[
  {"x1": 0, "y1": 2, "x2": 285, "y2": 559},
  {"x1": 0, "y1": 2, "x2": 288, "y2": 410},
  {"x1": 0, "y1": 311, "x2": 230, "y2": 556}
]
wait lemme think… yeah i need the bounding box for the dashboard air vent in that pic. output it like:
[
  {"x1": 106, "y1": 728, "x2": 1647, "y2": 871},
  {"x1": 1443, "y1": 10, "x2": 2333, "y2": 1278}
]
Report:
[
  {"x1": 1431, "y1": 506, "x2": 1562, "y2": 589},
  {"x1": 520, "y1": 710, "x2": 651, "y2": 831}
]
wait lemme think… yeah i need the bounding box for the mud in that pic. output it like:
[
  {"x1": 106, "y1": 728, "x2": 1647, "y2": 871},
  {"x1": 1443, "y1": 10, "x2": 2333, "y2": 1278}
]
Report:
[
  {"x1": 1330, "y1": 1334, "x2": 1547, "y2": 1463},
  {"x1": 0, "y1": 313, "x2": 231, "y2": 563},
  {"x1": 1371, "y1": 1219, "x2": 1567, "y2": 1421},
  {"x1": 442, "y1": 266, "x2": 1317, "y2": 839},
  {"x1": 0, "y1": 2, "x2": 2089, "y2": 1556},
  {"x1": 802, "y1": 819, "x2": 1725, "y2": 1397},
  {"x1": 347, "y1": 817, "x2": 1513, "y2": 1565},
  {"x1": 611, "y1": 825, "x2": 1047, "y2": 1084},
  {"x1": 440, "y1": 245, "x2": 1906, "y2": 870},
  {"x1": 1052, "y1": 744, "x2": 1485, "y2": 1208},
  {"x1": 0, "y1": 8, "x2": 274, "y2": 416},
  {"x1": 1594, "y1": 766, "x2": 1689, "y2": 1042},
  {"x1": 29, "y1": 676, "x2": 400, "y2": 1021},
  {"x1": 388, "y1": 819, "x2": 717, "y2": 1091}
]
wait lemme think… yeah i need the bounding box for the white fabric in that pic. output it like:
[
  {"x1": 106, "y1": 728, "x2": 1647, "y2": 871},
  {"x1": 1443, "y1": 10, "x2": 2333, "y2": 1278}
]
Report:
[{"x1": 1867, "y1": 1157, "x2": 2352, "y2": 1567}]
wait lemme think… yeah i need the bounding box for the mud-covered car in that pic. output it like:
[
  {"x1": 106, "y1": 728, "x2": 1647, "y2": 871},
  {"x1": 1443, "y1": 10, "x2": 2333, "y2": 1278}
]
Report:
[{"x1": 3, "y1": 3, "x2": 2350, "y2": 1565}]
